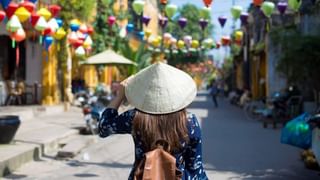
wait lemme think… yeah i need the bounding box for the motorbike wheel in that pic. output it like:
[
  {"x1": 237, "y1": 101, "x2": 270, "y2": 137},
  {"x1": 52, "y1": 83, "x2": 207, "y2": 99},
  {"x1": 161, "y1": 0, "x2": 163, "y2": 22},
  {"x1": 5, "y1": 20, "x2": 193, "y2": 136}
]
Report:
[{"x1": 88, "y1": 118, "x2": 99, "y2": 135}]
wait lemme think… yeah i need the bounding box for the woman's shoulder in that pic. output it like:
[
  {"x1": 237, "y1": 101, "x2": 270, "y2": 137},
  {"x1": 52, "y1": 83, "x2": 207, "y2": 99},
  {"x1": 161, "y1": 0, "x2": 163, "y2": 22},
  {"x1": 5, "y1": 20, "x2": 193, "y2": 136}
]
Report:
[{"x1": 186, "y1": 112, "x2": 201, "y2": 138}]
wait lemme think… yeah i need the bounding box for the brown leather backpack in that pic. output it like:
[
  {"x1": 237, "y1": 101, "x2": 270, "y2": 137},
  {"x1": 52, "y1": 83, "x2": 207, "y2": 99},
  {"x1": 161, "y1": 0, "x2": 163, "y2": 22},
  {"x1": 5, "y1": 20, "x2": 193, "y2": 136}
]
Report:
[{"x1": 134, "y1": 140, "x2": 182, "y2": 180}]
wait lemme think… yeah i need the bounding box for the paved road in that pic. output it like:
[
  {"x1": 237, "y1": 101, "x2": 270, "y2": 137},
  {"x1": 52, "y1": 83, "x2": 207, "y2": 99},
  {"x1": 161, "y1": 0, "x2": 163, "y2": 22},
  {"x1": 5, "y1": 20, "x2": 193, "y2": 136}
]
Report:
[{"x1": 4, "y1": 91, "x2": 320, "y2": 180}]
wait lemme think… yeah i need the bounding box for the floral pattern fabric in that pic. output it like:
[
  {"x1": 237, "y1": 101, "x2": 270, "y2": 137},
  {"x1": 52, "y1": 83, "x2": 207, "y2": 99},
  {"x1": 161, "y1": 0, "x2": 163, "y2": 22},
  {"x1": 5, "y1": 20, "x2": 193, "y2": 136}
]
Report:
[{"x1": 99, "y1": 108, "x2": 208, "y2": 180}]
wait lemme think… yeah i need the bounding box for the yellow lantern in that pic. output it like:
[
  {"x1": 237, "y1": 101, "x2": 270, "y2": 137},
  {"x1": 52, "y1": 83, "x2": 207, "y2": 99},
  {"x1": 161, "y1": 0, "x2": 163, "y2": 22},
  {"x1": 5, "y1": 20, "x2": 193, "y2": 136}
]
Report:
[
  {"x1": 37, "y1": 8, "x2": 52, "y2": 21},
  {"x1": 54, "y1": 28, "x2": 66, "y2": 40},
  {"x1": 145, "y1": 29, "x2": 152, "y2": 39},
  {"x1": 235, "y1": 31, "x2": 243, "y2": 41},
  {"x1": 177, "y1": 40, "x2": 185, "y2": 49},
  {"x1": 14, "y1": 7, "x2": 31, "y2": 23},
  {"x1": 191, "y1": 40, "x2": 199, "y2": 48},
  {"x1": 152, "y1": 38, "x2": 160, "y2": 47},
  {"x1": 70, "y1": 19, "x2": 81, "y2": 26}
]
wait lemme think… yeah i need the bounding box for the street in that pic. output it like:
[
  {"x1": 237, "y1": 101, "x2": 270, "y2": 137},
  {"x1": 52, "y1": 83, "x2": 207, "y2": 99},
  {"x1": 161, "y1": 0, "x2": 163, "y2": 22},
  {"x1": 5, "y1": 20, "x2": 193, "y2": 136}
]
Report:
[{"x1": 3, "y1": 91, "x2": 320, "y2": 180}]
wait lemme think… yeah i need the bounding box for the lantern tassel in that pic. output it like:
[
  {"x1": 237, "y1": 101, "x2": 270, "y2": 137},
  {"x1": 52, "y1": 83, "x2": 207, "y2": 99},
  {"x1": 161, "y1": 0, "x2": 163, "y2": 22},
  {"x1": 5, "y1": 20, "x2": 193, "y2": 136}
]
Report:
[
  {"x1": 39, "y1": 35, "x2": 43, "y2": 44},
  {"x1": 12, "y1": 39, "x2": 16, "y2": 48},
  {"x1": 16, "y1": 45, "x2": 20, "y2": 68}
]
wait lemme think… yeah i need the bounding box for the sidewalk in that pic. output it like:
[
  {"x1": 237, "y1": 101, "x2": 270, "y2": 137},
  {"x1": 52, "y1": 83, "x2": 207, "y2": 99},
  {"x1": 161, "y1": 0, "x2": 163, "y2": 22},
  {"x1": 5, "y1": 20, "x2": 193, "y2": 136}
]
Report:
[{"x1": 0, "y1": 105, "x2": 86, "y2": 177}]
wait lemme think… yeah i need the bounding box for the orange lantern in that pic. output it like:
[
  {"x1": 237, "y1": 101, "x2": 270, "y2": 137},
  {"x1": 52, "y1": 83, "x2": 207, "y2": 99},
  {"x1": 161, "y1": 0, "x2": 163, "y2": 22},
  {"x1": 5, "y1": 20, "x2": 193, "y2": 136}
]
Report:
[
  {"x1": 221, "y1": 36, "x2": 231, "y2": 46},
  {"x1": 10, "y1": 28, "x2": 26, "y2": 67},
  {"x1": 253, "y1": 0, "x2": 263, "y2": 6},
  {"x1": 160, "y1": 0, "x2": 167, "y2": 5},
  {"x1": 203, "y1": 0, "x2": 213, "y2": 7}
]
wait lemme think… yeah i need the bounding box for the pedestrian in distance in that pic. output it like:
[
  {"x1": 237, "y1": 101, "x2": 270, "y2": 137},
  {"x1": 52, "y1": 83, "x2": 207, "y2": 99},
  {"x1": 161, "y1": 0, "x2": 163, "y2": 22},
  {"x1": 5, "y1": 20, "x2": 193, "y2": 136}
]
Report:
[
  {"x1": 210, "y1": 80, "x2": 219, "y2": 108},
  {"x1": 98, "y1": 62, "x2": 208, "y2": 180}
]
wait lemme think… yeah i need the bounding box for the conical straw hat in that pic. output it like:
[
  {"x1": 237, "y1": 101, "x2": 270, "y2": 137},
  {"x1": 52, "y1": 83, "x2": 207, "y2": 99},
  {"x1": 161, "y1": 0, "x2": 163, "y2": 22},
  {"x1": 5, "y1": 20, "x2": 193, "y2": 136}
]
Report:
[{"x1": 125, "y1": 62, "x2": 197, "y2": 114}]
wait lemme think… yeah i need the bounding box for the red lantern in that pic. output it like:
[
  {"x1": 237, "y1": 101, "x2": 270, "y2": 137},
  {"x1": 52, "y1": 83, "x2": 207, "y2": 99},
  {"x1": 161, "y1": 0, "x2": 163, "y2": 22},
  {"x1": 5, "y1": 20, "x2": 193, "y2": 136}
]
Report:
[
  {"x1": 253, "y1": 0, "x2": 263, "y2": 6},
  {"x1": 6, "y1": 3, "x2": 19, "y2": 18},
  {"x1": 31, "y1": 12, "x2": 40, "y2": 27},
  {"x1": 216, "y1": 42, "x2": 221, "y2": 49},
  {"x1": 87, "y1": 26, "x2": 94, "y2": 35},
  {"x1": 235, "y1": 40, "x2": 242, "y2": 46},
  {"x1": 43, "y1": 27, "x2": 54, "y2": 36},
  {"x1": 49, "y1": 5, "x2": 61, "y2": 17},
  {"x1": 10, "y1": 29, "x2": 26, "y2": 42},
  {"x1": 203, "y1": 0, "x2": 213, "y2": 7},
  {"x1": 108, "y1": 16, "x2": 116, "y2": 26},
  {"x1": 20, "y1": 1, "x2": 35, "y2": 13},
  {"x1": 0, "y1": 11, "x2": 6, "y2": 22},
  {"x1": 73, "y1": 39, "x2": 84, "y2": 48},
  {"x1": 221, "y1": 36, "x2": 231, "y2": 46}
]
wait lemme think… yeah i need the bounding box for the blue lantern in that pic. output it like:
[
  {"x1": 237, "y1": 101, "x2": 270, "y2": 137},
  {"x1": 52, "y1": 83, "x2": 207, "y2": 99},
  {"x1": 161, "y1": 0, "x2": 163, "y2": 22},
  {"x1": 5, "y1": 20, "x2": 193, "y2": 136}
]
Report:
[
  {"x1": 29, "y1": 0, "x2": 37, "y2": 3},
  {"x1": 70, "y1": 24, "x2": 80, "y2": 32},
  {"x1": 137, "y1": 31, "x2": 144, "y2": 40},
  {"x1": 56, "y1": 18, "x2": 63, "y2": 28},
  {"x1": 126, "y1": 23, "x2": 134, "y2": 33},
  {"x1": 0, "y1": 0, "x2": 11, "y2": 9},
  {"x1": 44, "y1": 36, "x2": 53, "y2": 50}
]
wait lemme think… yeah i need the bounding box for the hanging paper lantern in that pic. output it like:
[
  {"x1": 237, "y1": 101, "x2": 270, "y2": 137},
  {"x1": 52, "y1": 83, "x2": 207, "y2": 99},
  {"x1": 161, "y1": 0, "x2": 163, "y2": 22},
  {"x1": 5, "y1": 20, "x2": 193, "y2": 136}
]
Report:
[
  {"x1": 203, "y1": 38, "x2": 214, "y2": 49},
  {"x1": 70, "y1": 19, "x2": 81, "y2": 26},
  {"x1": 152, "y1": 38, "x2": 160, "y2": 47},
  {"x1": 221, "y1": 36, "x2": 231, "y2": 46},
  {"x1": 200, "y1": 7, "x2": 211, "y2": 19},
  {"x1": 170, "y1": 38, "x2": 177, "y2": 46},
  {"x1": 48, "y1": 18, "x2": 59, "y2": 32},
  {"x1": 0, "y1": 0, "x2": 11, "y2": 9},
  {"x1": 75, "y1": 46, "x2": 85, "y2": 57},
  {"x1": 119, "y1": 26, "x2": 127, "y2": 38},
  {"x1": 29, "y1": 0, "x2": 37, "y2": 3},
  {"x1": 177, "y1": 40, "x2": 185, "y2": 49},
  {"x1": 31, "y1": 12, "x2": 40, "y2": 27},
  {"x1": 132, "y1": 0, "x2": 145, "y2": 15},
  {"x1": 70, "y1": 23, "x2": 80, "y2": 32},
  {"x1": 218, "y1": 16, "x2": 227, "y2": 28},
  {"x1": 20, "y1": 1, "x2": 35, "y2": 13},
  {"x1": 108, "y1": 16, "x2": 116, "y2": 26},
  {"x1": 49, "y1": 5, "x2": 61, "y2": 17},
  {"x1": 35, "y1": 16, "x2": 48, "y2": 31},
  {"x1": 216, "y1": 42, "x2": 221, "y2": 49},
  {"x1": 6, "y1": 15, "x2": 21, "y2": 33},
  {"x1": 68, "y1": 31, "x2": 78, "y2": 44},
  {"x1": 83, "y1": 35, "x2": 93, "y2": 48},
  {"x1": 6, "y1": 2, "x2": 19, "y2": 18},
  {"x1": 141, "y1": 15, "x2": 151, "y2": 26},
  {"x1": 77, "y1": 31, "x2": 86, "y2": 41},
  {"x1": 165, "y1": 4, "x2": 178, "y2": 19},
  {"x1": 73, "y1": 39, "x2": 84, "y2": 48},
  {"x1": 235, "y1": 31, "x2": 243, "y2": 41},
  {"x1": 54, "y1": 28, "x2": 66, "y2": 40},
  {"x1": 163, "y1": 33, "x2": 172, "y2": 41},
  {"x1": 191, "y1": 40, "x2": 200, "y2": 49},
  {"x1": 159, "y1": 16, "x2": 168, "y2": 28},
  {"x1": 0, "y1": 11, "x2": 5, "y2": 22},
  {"x1": 79, "y1": 24, "x2": 88, "y2": 33},
  {"x1": 126, "y1": 23, "x2": 134, "y2": 33},
  {"x1": 199, "y1": 19, "x2": 209, "y2": 30},
  {"x1": 37, "y1": 8, "x2": 52, "y2": 21},
  {"x1": 253, "y1": 0, "x2": 263, "y2": 7},
  {"x1": 178, "y1": 17, "x2": 187, "y2": 29},
  {"x1": 288, "y1": 0, "x2": 301, "y2": 12},
  {"x1": 14, "y1": 7, "x2": 31, "y2": 23},
  {"x1": 145, "y1": 29, "x2": 152, "y2": 39},
  {"x1": 160, "y1": 0, "x2": 167, "y2": 5},
  {"x1": 203, "y1": 0, "x2": 213, "y2": 7},
  {"x1": 10, "y1": 28, "x2": 26, "y2": 43},
  {"x1": 44, "y1": 36, "x2": 53, "y2": 50},
  {"x1": 137, "y1": 31, "x2": 144, "y2": 40},
  {"x1": 240, "y1": 12, "x2": 249, "y2": 25},
  {"x1": 277, "y1": 2, "x2": 288, "y2": 15},
  {"x1": 43, "y1": 27, "x2": 54, "y2": 36},
  {"x1": 87, "y1": 26, "x2": 94, "y2": 35},
  {"x1": 231, "y1": 6, "x2": 243, "y2": 20},
  {"x1": 261, "y1": 2, "x2": 275, "y2": 18},
  {"x1": 56, "y1": 18, "x2": 63, "y2": 28}
]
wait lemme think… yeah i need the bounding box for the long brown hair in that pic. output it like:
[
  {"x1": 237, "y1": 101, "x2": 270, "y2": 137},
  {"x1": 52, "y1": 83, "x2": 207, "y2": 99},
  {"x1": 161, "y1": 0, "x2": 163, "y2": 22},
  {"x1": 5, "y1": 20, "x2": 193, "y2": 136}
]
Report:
[{"x1": 132, "y1": 109, "x2": 189, "y2": 152}]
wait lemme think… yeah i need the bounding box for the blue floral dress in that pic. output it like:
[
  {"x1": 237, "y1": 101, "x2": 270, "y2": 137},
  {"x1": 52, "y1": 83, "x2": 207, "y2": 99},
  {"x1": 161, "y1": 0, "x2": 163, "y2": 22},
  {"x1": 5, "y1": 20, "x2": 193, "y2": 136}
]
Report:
[{"x1": 99, "y1": 108, "x2": 208, "y2": 180}]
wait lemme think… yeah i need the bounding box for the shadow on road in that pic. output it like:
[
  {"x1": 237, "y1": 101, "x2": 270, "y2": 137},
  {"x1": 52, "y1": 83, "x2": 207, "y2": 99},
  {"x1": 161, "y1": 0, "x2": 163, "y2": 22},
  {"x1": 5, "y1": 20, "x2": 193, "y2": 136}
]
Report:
[{"x1": 188, "y1": 92, "x2": 320, "y2": 180}]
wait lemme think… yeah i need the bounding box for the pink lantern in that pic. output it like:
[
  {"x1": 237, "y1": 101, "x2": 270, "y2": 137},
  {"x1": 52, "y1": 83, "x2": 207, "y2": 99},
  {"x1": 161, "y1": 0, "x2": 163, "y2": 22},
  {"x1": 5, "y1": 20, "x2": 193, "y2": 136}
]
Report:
[
  {"x1": 79, "y1": 24, "x2": 88, "y2": 34},
  {"x1": 68, "y1": 31, "x2": 78, "y2": 44},
  {"x1": 108, "y1": 16, "x2": 116, "y2": 26}
]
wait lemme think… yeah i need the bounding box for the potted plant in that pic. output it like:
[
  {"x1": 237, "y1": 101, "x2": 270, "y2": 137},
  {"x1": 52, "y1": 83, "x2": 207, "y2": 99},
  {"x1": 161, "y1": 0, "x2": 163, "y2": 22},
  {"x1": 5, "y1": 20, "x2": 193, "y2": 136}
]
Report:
[{"x1": 0, "y1": 115, "x2": 21, "y2": 144}]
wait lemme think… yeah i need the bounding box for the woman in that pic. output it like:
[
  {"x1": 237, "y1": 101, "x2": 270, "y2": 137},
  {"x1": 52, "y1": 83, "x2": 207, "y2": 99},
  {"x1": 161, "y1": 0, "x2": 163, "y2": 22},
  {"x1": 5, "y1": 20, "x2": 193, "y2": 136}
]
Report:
[{"x1": 99, "y1": 62, "x2": 208, "y2": 180}]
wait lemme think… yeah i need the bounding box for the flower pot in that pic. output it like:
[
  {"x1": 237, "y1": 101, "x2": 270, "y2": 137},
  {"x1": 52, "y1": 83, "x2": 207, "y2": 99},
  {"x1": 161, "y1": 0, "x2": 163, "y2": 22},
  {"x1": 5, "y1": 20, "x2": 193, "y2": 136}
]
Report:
[{"x1": 0, "y1": 115, "x2": 21, "y2": 144}]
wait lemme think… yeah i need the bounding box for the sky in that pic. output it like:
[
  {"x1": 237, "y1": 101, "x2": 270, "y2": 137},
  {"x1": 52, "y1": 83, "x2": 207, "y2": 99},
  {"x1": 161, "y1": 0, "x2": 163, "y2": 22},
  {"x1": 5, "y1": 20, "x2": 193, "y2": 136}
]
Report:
[{"x1": 170, "y1": 0, "x2": 252, "y2": 64}]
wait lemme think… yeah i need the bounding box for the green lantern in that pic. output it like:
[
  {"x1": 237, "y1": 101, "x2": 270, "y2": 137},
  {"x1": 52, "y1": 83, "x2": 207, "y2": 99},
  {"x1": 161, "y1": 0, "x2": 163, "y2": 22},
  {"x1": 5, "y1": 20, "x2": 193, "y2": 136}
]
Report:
[
  {"x1": 165, "y1": 4, "x2": 178, "y2": 19},
  {"x1": 200, "y1": 7, "x2": 211, "y2": 19},
  {"x1": 132, "y1": 0, "x2": 145, "y2": 15},
  {"x1": 231, "y1": 6, "x2": 242, "y2": 20},
  {"x1": 261, "y1": 1, "x2": 275, "y2": 18},
  {"x1": 288, "y1": 0, "x2": 301, "y2": 12}
]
